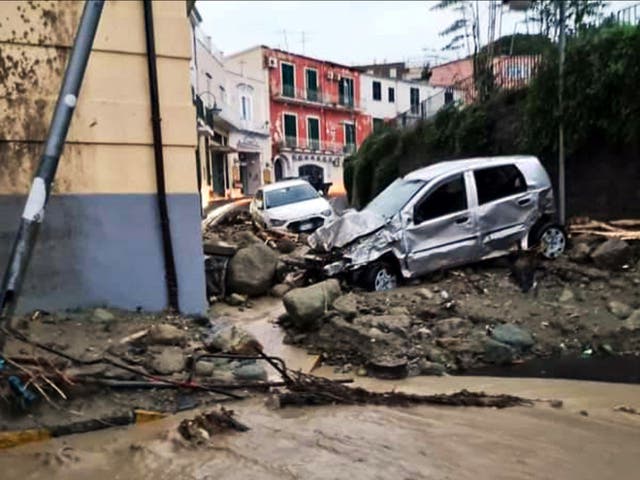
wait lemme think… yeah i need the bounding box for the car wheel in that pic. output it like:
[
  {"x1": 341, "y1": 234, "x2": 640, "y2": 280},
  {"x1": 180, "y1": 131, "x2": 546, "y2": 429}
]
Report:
[
  {"x1": 364, "y1": 262, "x2": 398, "y2": 292},
  {"x1": 535, "y1": 224, "x2": 567, "y2": 259}
]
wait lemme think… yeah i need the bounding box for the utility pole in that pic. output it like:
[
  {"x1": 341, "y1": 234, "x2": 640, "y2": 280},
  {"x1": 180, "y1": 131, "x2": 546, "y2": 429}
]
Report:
[{"x1": 558, "y1": 0, "x2": 566, "y2": 225}]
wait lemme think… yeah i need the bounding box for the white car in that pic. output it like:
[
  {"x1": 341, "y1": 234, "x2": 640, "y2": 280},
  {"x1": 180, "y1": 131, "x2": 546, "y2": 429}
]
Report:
[{"x1": 250, "y1": 179, "x2": 335, "y2": 233}]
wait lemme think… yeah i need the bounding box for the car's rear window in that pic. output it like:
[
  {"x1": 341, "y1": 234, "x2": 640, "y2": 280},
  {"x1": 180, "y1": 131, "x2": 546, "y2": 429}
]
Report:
[{"x1": 265, "y1": 184, "x2": 319, "y2": 208}]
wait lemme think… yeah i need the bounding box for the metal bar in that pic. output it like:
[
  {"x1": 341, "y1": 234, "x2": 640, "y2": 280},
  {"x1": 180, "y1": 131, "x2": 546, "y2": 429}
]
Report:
[
  {"x1": 142, "y1": 0, "x2": 180, "y2": 311},
  {"x1": 0, "y1": 0, "x2": 105, "y2": 351}
]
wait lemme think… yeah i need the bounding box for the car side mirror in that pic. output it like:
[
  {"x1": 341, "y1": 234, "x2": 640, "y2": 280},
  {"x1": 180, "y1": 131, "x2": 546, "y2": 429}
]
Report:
[{"x1": 317, "y1": 190, "x2": 324, "y2": 197}]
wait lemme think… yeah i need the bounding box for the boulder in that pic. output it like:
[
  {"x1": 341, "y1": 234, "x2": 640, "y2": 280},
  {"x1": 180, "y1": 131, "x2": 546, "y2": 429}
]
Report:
[
  {"x1": 147, "y1": 324, "x2": 186, "y2": 346},
  {"x1": 226, "y1": 293, "x2": 247, "y2": 306},
  {"x1": 591, "y1": 239, "x2": 632, "y2": 270},
  {"x1": 490, "y1": 323, "x2": 534, "y2": 350},
  {"x1": 433, "y1": 317, "x2": 472, "y2": 337},
  {"x1": 332, "y1": 293, "x2": 359, "y2": 319},
  {"x1": 417, "y1": 359, "x2": 447, "y2": 376},
  {"x1": 149, "y1": 347, "x2": 186, "y2": 375},
  {"x1": 93, "y1": 308, "x2": 115, "y2": 322},
  {"x1": 415, "y1": 287, "x2": 435, "y2": 300},
  {"x1": 558, "y1": 287, "x2": 575, "y2": 303},
  {"x1": 203, "y1": 322, "x2": 263, "y2": 354},
  {"x1": 232, "y1": 362, "x2": 268, "y2": 381},
  {"x1": 270, "y1": 283, "x2": 292, "y2": 298},
  {"x1": 275, "y1": 238, "x2": 296, "y2": 254},
  {"x1": 623, "y1": 310, "x2": 640, "y2": 330},
  {"x1": 234, "y1": 231, "x2": 262, "y2": 248},
  {"x1": 194, "y1": 360, "x2": 215, "y2": 377},
  {"x1": 282, "y1": 279, "x2": 341, "y2": 329},
  {"x1": 608, "y1": 301, "x2": 632, "y2": 319},
  {"x1": 483, "y1": 338, "x2": 515, "y2": 365},
  {"x1": 227, "y1": 243, "x2": 279, "y2": 296}
]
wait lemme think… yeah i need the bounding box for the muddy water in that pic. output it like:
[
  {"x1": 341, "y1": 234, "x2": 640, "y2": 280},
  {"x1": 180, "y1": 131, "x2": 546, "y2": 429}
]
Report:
[{"x1": 2, "y1": 299, "x2": 639, "y2": 479}]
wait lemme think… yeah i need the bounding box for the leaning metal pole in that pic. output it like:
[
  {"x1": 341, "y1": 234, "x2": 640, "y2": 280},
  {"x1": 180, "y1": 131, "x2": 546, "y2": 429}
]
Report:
[
  {"x1": 0, "y1": 0, "x2": 105, "y2": 351},
  {"x1": 558, "y1": 0, "x2": 566, "y2": 226}
]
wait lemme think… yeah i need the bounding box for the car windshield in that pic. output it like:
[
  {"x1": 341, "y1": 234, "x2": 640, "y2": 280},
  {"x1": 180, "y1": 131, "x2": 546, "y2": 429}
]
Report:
[
  {"x1": 265, "y1": 183, "x2": 319, "y2": 209},
  {"x1": 364, "y1": 178, "x2": 426, "y2": 219}
]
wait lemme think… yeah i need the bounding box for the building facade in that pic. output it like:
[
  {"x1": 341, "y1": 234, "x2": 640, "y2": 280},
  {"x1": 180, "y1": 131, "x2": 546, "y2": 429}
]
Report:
[
  {"x1": 226, "y1": 47, "x2": 372, "y2": 195},
  {"x1": 0, "y1": 1, "x2": 206, "y2": 314}
]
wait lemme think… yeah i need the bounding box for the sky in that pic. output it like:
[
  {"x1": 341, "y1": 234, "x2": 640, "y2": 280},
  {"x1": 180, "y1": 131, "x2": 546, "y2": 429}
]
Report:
[{"x1": 197, "y1": 1, "x2": 639, "y2": 67}]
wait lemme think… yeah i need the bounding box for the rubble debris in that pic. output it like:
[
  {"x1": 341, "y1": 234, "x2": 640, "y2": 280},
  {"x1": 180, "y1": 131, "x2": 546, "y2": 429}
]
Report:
[
  {"x1": 93, "y1": 308, "x2": 115, "y2": 322},
  {"x1": 489, "y1": 324, "x2": 534, "y2": 350},
  {"x1": 590, "y1": 238, "x2": 632, "y2": 269},
  {"x1": 227, "y1": 243, "x2": 279, "y2": 296},
  {"x1": 148, "y1": 347, "x2": 186, "y2": 375},
  {"x1": 202, "y1": 322, "x2": 263, "y2": 355},
  {"x1": 569, "y1": 218, "x2": 640, "y2": 241},
  {"x1": 177, "y1": 407, "x2": 249, "y2": 446},
  {"x1": 282, "y1": 279, "x2": 341, "y2": 329},
  {"x1": 607, "y1": 301, "x2": 632, "y2": 319},
  {"x1": 203, "y1": 239, "x2": 237, "y2": 256},
  {"x1": 147, "y1": 324, "x2": 186, "y2": 346},
  {"x1": 225, "y1": 293, "x2": 247, "y2": 306}
]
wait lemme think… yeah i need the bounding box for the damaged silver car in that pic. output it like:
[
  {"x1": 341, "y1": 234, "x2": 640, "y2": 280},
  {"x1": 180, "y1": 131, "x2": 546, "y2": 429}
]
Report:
[{"x1": 308, "y1": 155, "x2": 566, "y2": 291}]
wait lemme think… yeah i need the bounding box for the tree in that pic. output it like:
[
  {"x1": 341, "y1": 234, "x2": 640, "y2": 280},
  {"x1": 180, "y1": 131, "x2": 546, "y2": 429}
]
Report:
[{"x1": 526, "y1": 0, "x2": 607, "y2": 40}]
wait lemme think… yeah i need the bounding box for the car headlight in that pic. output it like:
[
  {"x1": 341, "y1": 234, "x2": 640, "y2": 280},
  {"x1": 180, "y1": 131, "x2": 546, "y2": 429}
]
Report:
[
  {"x1": 270, "y1": 219, "x2": 286, "y2": 227},
  {"x1": 320, "y1": 209, "x2": 333, "y2": 217}
]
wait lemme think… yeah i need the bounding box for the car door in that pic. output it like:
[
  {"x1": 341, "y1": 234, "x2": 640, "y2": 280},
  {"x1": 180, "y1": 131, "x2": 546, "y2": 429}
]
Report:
[
  {"x1": 402, "y1": 173, "x2": 480, "y2": 276},
  {"x1": 472, "y1": 163, "x2": 537, "y2": 254}
]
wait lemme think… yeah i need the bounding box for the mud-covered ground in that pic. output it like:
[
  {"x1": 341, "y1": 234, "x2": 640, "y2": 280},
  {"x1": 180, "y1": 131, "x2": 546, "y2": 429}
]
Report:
[{"x1": 279, "y1": 244, "x2": 640, "y2": 378}]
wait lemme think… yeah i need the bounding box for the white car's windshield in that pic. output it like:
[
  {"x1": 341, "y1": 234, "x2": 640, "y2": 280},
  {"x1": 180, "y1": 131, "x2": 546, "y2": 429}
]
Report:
[
  {"x1": 265, "y1": 184, "x2": 319, "y2": 209},
  {"x1": 364, "y1": 178, "x2": 426, "y2": 219}
]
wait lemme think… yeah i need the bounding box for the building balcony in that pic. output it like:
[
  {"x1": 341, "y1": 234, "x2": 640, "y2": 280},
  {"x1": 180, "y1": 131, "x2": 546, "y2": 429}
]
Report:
[
  {"x1": 272, "y1": 86, "x2": 359, "y2": 111},
  {"x1": 277, "y1": 136, "x2": 356, "y2": 155}
]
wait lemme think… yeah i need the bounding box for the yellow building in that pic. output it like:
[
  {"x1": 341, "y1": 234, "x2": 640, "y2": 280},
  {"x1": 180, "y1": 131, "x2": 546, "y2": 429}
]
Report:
[{"x1": 0, "y1": 0, "x2": 206, "y2": 313}]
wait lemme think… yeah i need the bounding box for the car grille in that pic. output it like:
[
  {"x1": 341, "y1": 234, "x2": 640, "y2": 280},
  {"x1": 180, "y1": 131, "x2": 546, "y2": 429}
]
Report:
[{"x1": 287, "y1": 216, "x2": 325, "y2": 233}]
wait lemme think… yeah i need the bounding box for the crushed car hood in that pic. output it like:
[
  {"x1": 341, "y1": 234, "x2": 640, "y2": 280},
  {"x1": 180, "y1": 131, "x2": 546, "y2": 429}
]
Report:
[{"x1": 308, "y1": 209, "x2": 387, "y2": 252}]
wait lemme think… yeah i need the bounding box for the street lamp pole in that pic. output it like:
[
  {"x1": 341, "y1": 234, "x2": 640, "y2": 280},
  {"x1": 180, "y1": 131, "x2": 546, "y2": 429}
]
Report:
[{"x1": 558, "y1": 0, "x2": 567, "y2": 226}]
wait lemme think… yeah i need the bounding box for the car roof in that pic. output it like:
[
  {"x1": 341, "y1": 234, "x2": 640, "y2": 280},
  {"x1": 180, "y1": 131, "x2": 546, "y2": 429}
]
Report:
[
  {"x1": 261, "y1": 179, "x2": 312, "y2": 192},
  {"x1": 403, "y1": 155, "x2": 542, "y2": 182}
]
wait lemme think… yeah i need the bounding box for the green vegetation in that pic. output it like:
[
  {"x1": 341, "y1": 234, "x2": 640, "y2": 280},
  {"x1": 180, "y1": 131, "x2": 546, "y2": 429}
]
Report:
[{"x1": 346, "y1": 24, "x2": 640, "y2": 208}]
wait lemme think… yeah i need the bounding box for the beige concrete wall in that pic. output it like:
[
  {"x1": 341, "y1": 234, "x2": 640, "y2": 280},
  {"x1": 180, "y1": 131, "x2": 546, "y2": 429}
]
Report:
[{"x1": 0, "y1": 0, "x2": 197, "y2": 195}]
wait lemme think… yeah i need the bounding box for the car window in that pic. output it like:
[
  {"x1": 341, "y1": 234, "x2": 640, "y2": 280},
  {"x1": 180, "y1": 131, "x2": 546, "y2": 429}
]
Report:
[
  {"x1": 364, "y1": 178, "x2": 426, "y2": 220},
  {"x1": 414, "y1": 174, "x2": 467, "y2": 224},
  {"x1": 264, "y1": 184, "x2": 319, "y2": 209},
  {"x1": 473, "y1": 164, "x2": 526, "y2": 205}
]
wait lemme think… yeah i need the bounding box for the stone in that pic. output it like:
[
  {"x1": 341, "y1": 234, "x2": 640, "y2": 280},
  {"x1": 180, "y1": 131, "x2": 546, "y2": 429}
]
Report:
[
  {"x1": 483, "y1": 338, "x2": 515, "y2": 365},
  {"x1": 332, "y1": 293, "x2": 359, "y2": 319},
  {"x1": 282, "y1": 279, "x2": 341, "y2": 329},
  {"x1": 558, "y1": 288, "x2": 575, "y2": 303},
  {"x1": 149, "y1": 347, "x2": 186, "y2": 375},
  {"x1": 490, "y1": 323, "x2": 534, "y2": 350},
  {"x1": 147, "y1": 324, "x2": 186, "y2": 346},
  {"x1": 93, "y1": 308, "x2": 115, "y2": 322},
  {"x1": 423, "y1": 345, "x2": 451, "y2": 365},
  {"x1": 590, "y1": 238, "x2": 632, "y2": 270},
  {"x1": 226, "y1": 293, "x2": 247, "y2": 306},
  {"x1": 203, "y1": 322, "x2": 263, "y2": 354},
  {"x1": 433, "y1": 317, "x2": 472, "y2": 337},
  {"x1": 417, "y1": 359, "x2": 447, "y2": 376},
  {"x1": 275, "y1": 238, "x2": 296, "y2": 254},
  {"x1": 270, "y1": 283, "x2": 292, "y2": 298},
  {"x1": 623, "y1": 310, "x2": 640, "y2": 330},
  {"x1": 608, "y1": 301, "x2": 632, "y2": 319},
  {"x1": 227, "y1": 243, "x2": 279, "y2": 296},
  {"x1": 232, "y1": 362, "x2": 268, "y2": 381},
  {"x1": 235, "y1": 231, "x2": 262, "y2": 248},
  {"x1": 569, "y1": 242, "x2": 592, "y2": 263},
  {"x1": 194, "y1": 360, "x2": 215, "y2": 377},
  {"x1": 415, "y1": 288, "x2": 435, "y2": 300}
]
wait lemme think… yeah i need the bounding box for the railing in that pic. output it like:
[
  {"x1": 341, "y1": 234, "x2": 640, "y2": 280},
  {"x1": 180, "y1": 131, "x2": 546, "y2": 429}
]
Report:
[
  {"x1": 279, "y1": 136, "x2": 355, "y2": 154},
  {"x1": 274, "y1": 86, "x2": 359, "y2": 110}
]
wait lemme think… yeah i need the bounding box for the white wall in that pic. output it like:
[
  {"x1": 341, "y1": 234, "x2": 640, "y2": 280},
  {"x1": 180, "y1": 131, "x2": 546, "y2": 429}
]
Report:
[{"x1": 360, "y1": 73, "x2": 440, "y2": 120}]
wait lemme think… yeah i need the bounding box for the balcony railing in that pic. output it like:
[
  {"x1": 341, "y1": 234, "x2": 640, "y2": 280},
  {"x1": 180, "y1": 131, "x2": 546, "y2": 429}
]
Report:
[
  {"x1": 274, "y1": 86, "x2": 359, "y2": 110},
  {"x1": 279, "y1": 136, "x2": 356, "y2": 154}
]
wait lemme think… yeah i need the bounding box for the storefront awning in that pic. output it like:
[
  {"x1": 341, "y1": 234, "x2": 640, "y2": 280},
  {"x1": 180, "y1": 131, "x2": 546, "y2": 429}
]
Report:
[{"x1": 209, "y1": 141, "x2": 237, "y2": 153}]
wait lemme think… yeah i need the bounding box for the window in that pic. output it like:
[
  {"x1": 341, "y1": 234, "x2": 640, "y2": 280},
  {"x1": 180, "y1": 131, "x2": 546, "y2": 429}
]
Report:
[
  {"x1": 344, "y1": 122, "x2": 356, "y2": 153},
  {"x1": 388, "y1": 87, "x2": 395, "y2": 102},
  {"x1": 240, "y1": 95, "x2": 252, "y2": 121},
  {"x1": 473, "y1": 165, "x2": 527, "y2": 205},
  {"x1": 444, "y1": 88, "x2": 454, "y2": 105},
  {"x1": 281, "y1": 62, "x2": 295, "y2": 98},
  {"x1": 307, "y1": 117, "x2": 320, "y2": 150},
  {"x1": 410, "y1": 87, "x2": 420, "y2": 114},
  {"x1": 372, "y1": 80, "x2": 382, "y2": 101},
  {"x1": 264, "y1": 184, "x2": 319, "y2": 209},
  {"x1": 306, "y1": 68, "x2": 318, "y2": 101},
  {"x1": 373, "y1": 118, "x2": 385, "y2": 133},
  {"x1": 389, "y1": 68, "x2": 397, "y2": 78},
  {"x1": 283, "y1": 113, "x2": 297, "y2": 147},
  {"x1": 414, "y1": 175, "x2": 467, "y2": 224},
  {"x1": 365, "y1": 178, "x2": 425, "y2": 220},
  {"x1": 339, "y1": 77, "x2": 354, "y2": 107}
]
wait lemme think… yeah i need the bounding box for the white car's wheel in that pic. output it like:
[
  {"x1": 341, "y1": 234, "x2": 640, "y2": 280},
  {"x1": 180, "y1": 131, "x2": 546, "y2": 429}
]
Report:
[
  {"x1": 365, "y1": 262, "x2": 398, "y2": 292},
  {"x1": 538, "y1": 225, "x2": 567, "y2": 259}
]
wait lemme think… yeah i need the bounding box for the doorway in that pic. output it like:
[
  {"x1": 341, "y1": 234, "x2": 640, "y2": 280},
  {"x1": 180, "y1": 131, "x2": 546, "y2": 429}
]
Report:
[
  {"x1": 274, "y1": 157, "x2": 284, "y2": 181},
  {"x1": 298, "y1": 164, "x2": 324, "y2": 191}
]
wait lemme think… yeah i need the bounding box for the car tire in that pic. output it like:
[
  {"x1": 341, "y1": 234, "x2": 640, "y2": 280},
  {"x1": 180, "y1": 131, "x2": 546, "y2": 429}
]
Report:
[
  {"x1": 363, "y1": 261, "x2": 398, "y2": 292},
  {"x1": 530, "y1": 223, "x2": 567, "y2": 259}
]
